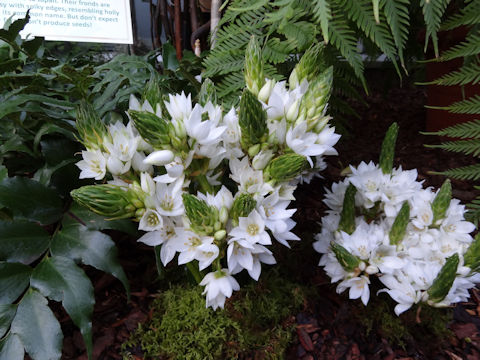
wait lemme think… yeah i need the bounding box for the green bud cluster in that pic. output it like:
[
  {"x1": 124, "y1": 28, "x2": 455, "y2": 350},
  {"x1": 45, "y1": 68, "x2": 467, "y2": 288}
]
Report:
[
  {"x1": 198, "y1": 78, "x2": 218, "y2": 106},
  {"x1": 128, "y1": 110, "x2": 173, "y2": 149},
  {"x1": 296, "y1": 67, "x2": 333, "y2": 131},
  {"x1": 75, "y1": 100, "x2": 107, "y2": 150},
  {"x1": 289, "y1": 43, "x2": 327, "y2": 89},
  {"x1": 427, "y1": 253, "x2": 459, "y2": 304},
  {"x1": 338, "y1": 184, "x2": 357, "y2": 235},
  {"x1": 464, "y1": 233, "x2": 480, "y2": 273},
  {"x1": 239, "y1": 89, "x2": 268, "y2": 151},
  {"x1": 331, "y1": 242, "x2": 361, "y2": 272},
  {"x1": 182, "y1": 193, "x2": 219, "y2": 236},
  {"x1": 230, "y1": 193, "x2": 257, "y2": 224},
  {"x1": 142, "y1": 75, "x2": 164, "y2": 112},
  {"x1": 379, "y1": 122, "x2": 399, "y2": 174},
  {"x1": 389, "y1": 202, "x2": 410, "y2": 245},
  {"x1": 71, "y1": 184, "x2": 145, "y2": 220},
  {"x1": 432, "y1": 179, "x2": 452, "y2": 224},
  {"x1": 264, "y1": 153, "x2": 309, "y2": 185},
  {"x1": 244, "y1": 35, "x2": 265, "y2": 96}
]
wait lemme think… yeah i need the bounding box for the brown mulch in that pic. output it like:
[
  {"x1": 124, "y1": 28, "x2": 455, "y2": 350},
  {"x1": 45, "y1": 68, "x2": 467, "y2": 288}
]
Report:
[{"x1": 60, "y1": 77, "x2": 480, "y2": 359}]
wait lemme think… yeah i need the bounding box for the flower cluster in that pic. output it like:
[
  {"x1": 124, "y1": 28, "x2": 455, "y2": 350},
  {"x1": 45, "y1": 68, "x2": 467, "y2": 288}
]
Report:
[
  {"x1": 71, "y1": 38, "x2": 340, "y2": 309},
  {"x1": 313, "y1": 123, "x2": 480, "y2": 315}
]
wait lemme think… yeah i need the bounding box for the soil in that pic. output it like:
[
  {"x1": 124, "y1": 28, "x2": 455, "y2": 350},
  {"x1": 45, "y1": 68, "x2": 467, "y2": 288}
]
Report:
[{"x1": 59, "y1": 76, "x2": 480, "y2": 360}]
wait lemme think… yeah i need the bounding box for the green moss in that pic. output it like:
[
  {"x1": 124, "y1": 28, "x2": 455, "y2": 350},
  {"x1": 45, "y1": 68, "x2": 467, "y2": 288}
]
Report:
[{"x1": 122, "y1": 270, "x2": 309, "y2": 359}]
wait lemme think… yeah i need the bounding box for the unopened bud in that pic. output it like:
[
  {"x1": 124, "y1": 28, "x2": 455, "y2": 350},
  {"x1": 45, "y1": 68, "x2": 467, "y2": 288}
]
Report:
[
  {"x1": 286, "y1": 99, "x2": 300, "y2": 123},
  {"x1": 214, "y1": 230, "x2": 227, "y2": 241},
  {"x1": 258, "y1": 79, "x2": 275, "y2": 103},
  {"x1": 248, "y1": 144, "x2": 261, "y2": 157},
  {"x1": 219, "y1": 206, "x2": 229, "y2": 224}
]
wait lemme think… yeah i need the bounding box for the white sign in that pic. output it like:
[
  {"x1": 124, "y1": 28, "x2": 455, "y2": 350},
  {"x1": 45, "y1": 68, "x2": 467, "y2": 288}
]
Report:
[{"x1": 0, "y1": 0, "x2": 133, "y2": 44}]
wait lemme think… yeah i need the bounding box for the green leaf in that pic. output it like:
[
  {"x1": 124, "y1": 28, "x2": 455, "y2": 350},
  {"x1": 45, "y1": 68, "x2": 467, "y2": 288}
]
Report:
[
  {"x1": 338, "y1": 184, "x2": 357, "y2": 235},
  {"x1": 10, "y1": 290, "x2": 62, "y2": 360},
  {"x1": 312, "y1": 0, "x2": 331, "y2": 43},
  {"x1": 331, "y1": 242, "x2": 360, "y2": 272},
  {"x1": 0, "y1": 177, "x2": 63, "y2": 225},
  {"x1": 0, "y1": 165, "x2": 7, "y2": 182},
  {"x1": 31, "y1": 256, "x2": 94, "y2": 359},
  {"x1": 0, "y1": 304, "x2": 17, "y2": 338},
  {"x1": 0, "y1": 333, "x2": 24, "y2": 360},
  {"x1": 464, "y1": 233, "x2": 480, "y2": 272},
  {"x1": 0, "y1": 262, "x2": 32, "y2": 304},
  {"x1": 51, "y1": 223, "x2": 130, "y2": 297},
  {"x1": 162, "y1": 42, "x2": 179, "y2": 71},
  {"x1": 0, "y1": 221, "x2": 50, "y2": 264},
  {"x1": 379, "y1": 122, "x2": 399, "y2": 174}
]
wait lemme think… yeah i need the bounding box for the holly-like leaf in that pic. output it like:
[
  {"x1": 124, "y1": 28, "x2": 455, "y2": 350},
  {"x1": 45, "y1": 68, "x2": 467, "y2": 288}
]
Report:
[
  {"x1": 0, "y1": 262, "x2": 32, "y2": 304},
  {"x1": 0, "y1": 221, "x2": 50, "y2": 264},
  {"x1": 31, "y1": 256, "x2": 94, "y2": 359},
  {"x1": 0, "y1": 177, "x2": 63, "y2": 225},
  {"x1": 10, "y1": 290, "x2": 62, "y2": 360},
  {"x1": 0, "y1": 304, "x2": 17, "y2": 338},
  {"x1": 0, "y1": 333, "x2": 24, "y2": 360},
  {"x1": 51, "y1": 223, "x2": 130, "y2": 297}
]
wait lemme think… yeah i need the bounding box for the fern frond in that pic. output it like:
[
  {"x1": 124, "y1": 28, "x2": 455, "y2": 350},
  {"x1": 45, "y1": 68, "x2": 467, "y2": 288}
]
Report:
[
  {"x1": 427, "y1": 140, "x2": 480, "y2": 156},
  {"x1": 421, "y1": 0, "x2": 451, "y2": 57},
  {"x1": 424, "y1": 119, "x2": 480, "y2": 139},
  {"x1": 263, "y1": 38, "x2": 296, "y2": 64},
  {"x1": 439, "y1": 31, "x2": 480, "y2": 61},
  {"x1": 278, "y1": 21, "x2": 317, "y2": 50},
  {"x1": 202, "y1": 52, "x2": 244, "y2": 77},
  {"x1": 383, "y1": 0, "x2": 410, "y2": 67},
  {"x1": 312, "y1": 0, "x2": 332, "y2": 43},
  {"x1": 432, "y1": 164, "x2": 480, "y2": 181},
  {"x1": 442, "y1": 0, "x2": 480, "y2": 30},
  {"x1": 422, "y1": 61, "x2": 480, "y2": 86},
  {"x1": 429, "y1": 95, "x2": 480, "y2": 114}
]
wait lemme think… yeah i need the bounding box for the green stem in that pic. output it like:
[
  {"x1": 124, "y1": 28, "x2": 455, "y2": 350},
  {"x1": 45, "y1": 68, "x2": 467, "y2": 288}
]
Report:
[
  {"x1": 186, "y1": 262, "x2": 203, "y2": 284},
  {"x1": 197, "y1": 174, "x2": 214, "y2": 194}
]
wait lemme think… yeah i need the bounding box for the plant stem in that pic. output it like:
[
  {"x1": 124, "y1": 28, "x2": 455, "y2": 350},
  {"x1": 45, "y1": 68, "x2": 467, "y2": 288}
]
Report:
[
  {"x1": 186, "y1": 262, "x2": 202, "y2": 283},
  {"x1": 197, "y1": 174, "x2": 214, "y2": 194}
]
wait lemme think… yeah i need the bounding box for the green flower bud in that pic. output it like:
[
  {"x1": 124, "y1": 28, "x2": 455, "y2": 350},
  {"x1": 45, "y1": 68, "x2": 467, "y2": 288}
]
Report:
[
  {"x1": 244, "y1": 35, "x2": 264, "y2": 96},
  {"x1": 219, "y1": 206, "x2": 229, "y2": 224},
  {"x1": 142, "y1": 74, "x2": 164, "y2": 111},
  {"x1": 289, "y1": 43, "x2": 327, "y2": 89},
  {"x1": 128, "y1": 110, "x2": 172, "y2": 149},
  {"x1": 248, "y1": 144, "x2": 261, "y2": 157},
  {"x1": 264, "y1": 153, "x2": 308, "y2": 184},
  {"x1": 389, "y1": 202, "x2": 410, "y2": 245},
  {"x1": 338, "y1": 184, "x2": 357, "y2": 235},
  {"x1": 214, "y1": 229, "x2": 227, "y2": 241},
  {"x1": 198, "y1": 78, "x2": 218, "y2": 106},
  {"x1": 75, "y1": 100, "x2": 107, "y2": 150},
  {"x1": 331, "y1": 242, "x2": 360, "y2": 272},
  {"x1": 379, "y1": 122, "x2": 399, "y2": 174},
  {"x1": 239, "y1": 89, "x2": 267, "y2": 151},
  {"x1": 182, "y1": 193, "x2": 218, "y2": 235},
  {"x1": 427, "y1": 253, "x2": 459, "y2": 304},
  {"x1": 71, "y1": 185, "x2": 143, "y2": 220},
  {"x1": 464, "y1": 233, "x2": 480, "y2": 273},
  {"x1": 230, "y1": 193, "x2": 257, "y2": 223},
  {"x1": 432, "y1": 179, "x2": 452, "y2": 224}
]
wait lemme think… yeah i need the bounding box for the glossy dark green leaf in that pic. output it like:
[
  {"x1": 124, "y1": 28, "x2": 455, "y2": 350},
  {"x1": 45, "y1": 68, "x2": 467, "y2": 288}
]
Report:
[
  {"x1": 31, "y1": 256, "x2": 93, "y2": 359},
  {"x1": 22, "y1": 37, "x2": 44, "y2": 59},
  {"x1": 0, "y1": 165, "x2": 7, "y2": 181},
  {"x1": 51, "y1": 223, "x2": 130, "y2": 297},
  {"x1": 162, "y1": 42, "x2": 179, "y2": 71},
  {"x1": 10, "y1": 290, "x2": 62, "y2": 360},
  {"x1": 0, "y1": 333, "x2": 24, "y2": 360},
  {"x1": 0, "y1": 221, "x2": 50, "y2": 264},
  {"x1": 0, "y1": 177, "x2": 63, "y2": 225},
  {"x1": 63, "y1": 202, "x2": 138, "y2": 235},
  {"x1": 0, "y1": 304, "x2": 17, "y2": 338},
  {"x1": 0, "y1": 262, "x2": 32, "y2": 304},
  {"x1": 0, "y1": 13, "x2": 29, "y2": 43}
]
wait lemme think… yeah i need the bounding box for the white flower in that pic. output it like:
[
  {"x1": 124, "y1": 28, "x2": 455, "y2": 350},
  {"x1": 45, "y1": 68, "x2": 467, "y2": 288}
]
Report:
[
  {"x1": 165, "y1": 92, "x2": 193, "y2": 123},
  {"x1": 200, "y1": 270, "x2": 240, "y2": 310},
  {"x1": 104, "y1": 121, "x2": 139, "y2": 162},
  {"x1": 77, "y1": 150, "x2": 107, "y2": 180},
  {"x1": 349, "y1": 161, "x2": 386, "y2": 207},
  {"x1": 106, "y1": 154, "x2": 130, "y2": 175},
  {"x1": 154, "y1": 178, "x2": 184, "y2": 216},
  {"x1": 137, "y1": 217, "x2": 179, "y2": 265},
  {"x1": 139, "y1": 209, "x2": 164, "y2": 231},
  {"x1": 184, "y1": 103, "x2": 226, "y2": 146},
  {"x1": 286, "y1": 122, "x2": 330, "y2": 166},
  {"x1": 144, "y1": 149, "x2": 175, "y2": 166},
  {"x1": 132, "y1": 152, "x2": 153, "y2": 174},
  {"x1": 337, "y1": 275, "x2": 371, "y2": 305},
  {"x1": 258, "y1": 191, "x2": 296, "y2": 234},
  {"x1": 230, "y1": 210, "x2": 271, "y2": 246}
]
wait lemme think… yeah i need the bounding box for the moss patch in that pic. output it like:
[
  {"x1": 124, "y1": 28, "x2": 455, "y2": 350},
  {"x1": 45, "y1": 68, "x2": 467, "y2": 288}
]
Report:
[{"x1": 122, "y1": 270, "x2": 310, "y2": 359}]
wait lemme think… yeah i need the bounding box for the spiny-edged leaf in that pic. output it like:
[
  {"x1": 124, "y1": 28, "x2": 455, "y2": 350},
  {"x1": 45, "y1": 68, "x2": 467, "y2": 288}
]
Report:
[
  {"x1": 331, "y1": 242, "x2": 360, "y2": 271},
  {"x1": 432, "y1": 179, "x2": 452, "y2": 223},
  {"x1": 427, "y1": 253, "x2": 459, "y2": 303},
  {"x1": 312, "y1": 0, "x2": 331, "y2": 43},
  {"x1": 339, "y1": 184, "x2": 357, "y2": 235},
  {"x1": 0, "y1": 221, "x2": 50, "y2": 264},
  {"x1": 423, "y1": 119, "x2": 480, "y2": 139},
  {"x1": 383, "y1": 0, "x2": 410, "y2": 67},
  {"x1": 0, "y1": 262, "x2": 32, "y2": 304},
  {"x1": 429, "y1": 94, "x2": 480, "y2": 115},
  {"x1": 439, "y1": 32, "x2": 480, "y2": 62},
  {"x1": 11, "y1": 290, "x2": 62, "y2": 360},
  {"x1": 31, "y1": 256, "x2": 94, "y2": 359},
  {"x1": 0, "y1": 177, "x2": 63, "y2": 225},
  {"x1": 426, "y1": 139, "x2": 480, "y2": 156},
  {"x1": 50, "y1": 223, "x2": 130, "y2": 297},
  {"x1": 0, "y1": 12, "x2": 30, "y2": 43},
  {"x1": 432, "y1": 164, "x2": 480, "y2": 181},
  {"x1": 379, "y1": 122, "x2": 399, "y2": 174},
  {"x1": 421, "y1": 0, "x2": 451, "y2": 57},
  {"x1": 62, "y1": 202, "x2": 137, "y2": 236},
  {"x1": 464, "y1": 233, "x2": 480, "y2": 272},
  {"x1": 0, "y1": 304, "x2": 16, "y2": 338},
  {"x1": 0, "y1": 333, "x2": 24, "y2": 360},
  {"x1": 389, "y1": 202, "x2": 410, "y2": 245}
]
